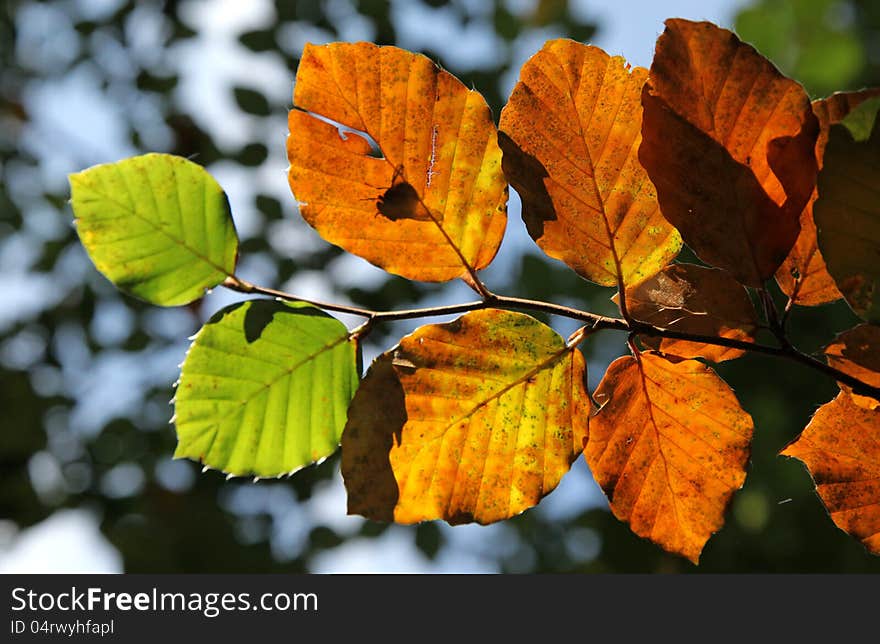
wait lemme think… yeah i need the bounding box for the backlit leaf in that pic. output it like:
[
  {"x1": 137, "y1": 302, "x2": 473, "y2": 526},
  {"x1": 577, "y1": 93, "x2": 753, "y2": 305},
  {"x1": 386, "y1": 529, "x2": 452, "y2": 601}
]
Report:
[
  {"x1": 622, "y1": 264, "x2": 758, "y2": 362},
  {"x1": 342, "y1": 309, "x2": 590, "y2": 525},
  {"x1": 824, "y1": 324, "x2": 880, "y2": 410},
  {"x1": 585, "y1": 351, "x2": 753, "y2": 563},
  {"x1": 782, "y1": 392, "x2": 880, "y2": 555},
  {"x1": 814, "y1": 96, "x2": 880, "y2": 322},
  {"x1": 287, "y1": 42, "x2": 507, "y2": 282},
  {"x1": 69, "y1": 153, "x2": 239, "y2": 306},
  {"x1": 836, "y1": 96, "x2": 880, "y2": 140},
  {"x1": 174, "y1": 299, "x2": 359, "y2": 478},
  {"x1": 776, "y1": 89, "x2": 880, "y2": 306},
  {"x1": 640, "y1": 19, "x2": 819, "y2": 287},
  {"x1": 499, "y1": 39, "x2": 681, "y2": 288}
]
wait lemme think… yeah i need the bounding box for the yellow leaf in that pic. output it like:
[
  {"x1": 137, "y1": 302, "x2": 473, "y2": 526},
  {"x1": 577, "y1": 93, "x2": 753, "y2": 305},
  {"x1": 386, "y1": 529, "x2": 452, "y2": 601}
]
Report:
[
  {"x1": 499, "y1": 39, "x2": 681, "y2": 289},
  {"x1": 287, "y1": 42, "x2": 507, "y2": 282},
  {"x1": 586, "y1": 352, "x2": 753, "y2": 563},
  {"x1": 342, "y1": 309, "x2": 590, "y2": 525},
  {"x1": 782, "y1": 392, "x2": 880, "y2": 555}
]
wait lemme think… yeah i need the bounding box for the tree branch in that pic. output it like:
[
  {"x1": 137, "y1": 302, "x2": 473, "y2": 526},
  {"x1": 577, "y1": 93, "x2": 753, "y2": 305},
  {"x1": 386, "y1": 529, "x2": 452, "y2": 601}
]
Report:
[
  {"x1": 222, "y1": 275, "x2": 491, "y2": 322},
  {"x1": 221, "y1": 275, "x2": 880, "y2": 402},
  {"x1": 628, "y1": 322, "x2": 880, "y2": 400}
]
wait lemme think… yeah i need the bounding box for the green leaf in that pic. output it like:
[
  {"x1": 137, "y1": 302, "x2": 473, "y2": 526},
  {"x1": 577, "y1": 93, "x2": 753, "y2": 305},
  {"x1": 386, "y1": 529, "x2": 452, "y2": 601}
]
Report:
[
  {"x1": 837, "y1": 96, "x2": 880, "y2": 142},
  {"x1": 815, "y1": 101, "x2": 880, "y2": 322},
  {"x1": 69, "y1": 153, "x2": 239, "y2": 306},
  {"x1": 173, "y1": 299, "x2": 359, "y2": 478}
]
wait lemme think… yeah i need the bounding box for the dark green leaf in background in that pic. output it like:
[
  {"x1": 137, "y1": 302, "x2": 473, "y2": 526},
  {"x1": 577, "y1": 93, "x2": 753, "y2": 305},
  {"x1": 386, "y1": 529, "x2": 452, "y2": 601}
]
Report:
[{"x1": 815, "y1": 96, "x2": 880, "y2": 321}]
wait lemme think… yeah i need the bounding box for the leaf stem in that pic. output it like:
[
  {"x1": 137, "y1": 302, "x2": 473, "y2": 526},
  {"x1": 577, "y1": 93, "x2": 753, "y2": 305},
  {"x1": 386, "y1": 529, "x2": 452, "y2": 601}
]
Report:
[
  {"x1": 781, "y1": 296, "x2": 795, "y2": 330},
  {"x1": 221, "y1": 275, "x2": 880, "y2": 402}
]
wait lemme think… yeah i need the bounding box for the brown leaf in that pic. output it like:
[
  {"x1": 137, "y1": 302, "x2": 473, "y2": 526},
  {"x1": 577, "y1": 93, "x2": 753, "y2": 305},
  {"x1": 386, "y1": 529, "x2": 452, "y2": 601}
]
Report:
[
  {"x1": 622, "y1": 264, "x2": 759, "y2": 362},
  {"x1": 585, "y1": 351, "x2": 753, "y2": 563},
  {"x1": 782, "y1": 392, "x2": 880, "y2": 555},
  {"x1": 813, "y1": 97, "x2": 880, "y2": 322},
  {"x1": 288, "y1": 42, "x2": 507, "y2": 282},
  {"x1": 775, "y1": 89, "x2": 880, "y2": 306},
  {"x1": 342, "y1": 309, "x2": 590, "y2": 525},
  {"x1": 640, "y1": 19, "x2": 819, "y2": 287},
  {"x1": 824, "y1": 324, "x2": 880, "y2": 410},
  {"x1": 499, "y1": 39, "x2": 681, "y2": 289}
]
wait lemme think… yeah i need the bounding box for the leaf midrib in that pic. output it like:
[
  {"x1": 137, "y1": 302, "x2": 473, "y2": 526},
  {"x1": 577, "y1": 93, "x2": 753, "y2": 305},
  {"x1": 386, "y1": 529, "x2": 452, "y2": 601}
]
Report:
[{"x1": 544, "y1": 47, "x2": 633, "y2": 286}]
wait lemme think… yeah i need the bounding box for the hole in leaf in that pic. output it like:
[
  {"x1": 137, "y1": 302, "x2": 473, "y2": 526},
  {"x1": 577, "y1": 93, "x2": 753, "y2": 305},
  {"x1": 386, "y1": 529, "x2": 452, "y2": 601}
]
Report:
[{"x1": 296, "y1": 108, "x2": 383, "y2": 158}]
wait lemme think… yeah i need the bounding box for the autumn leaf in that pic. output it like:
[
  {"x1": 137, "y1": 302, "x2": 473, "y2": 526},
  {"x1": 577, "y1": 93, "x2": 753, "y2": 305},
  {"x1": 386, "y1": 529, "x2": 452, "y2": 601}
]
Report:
[
  {"x1": 68, "y1": 153, "x2": 239, "y2": 306},
  {"x1": 174, "y1": 299, "x2": 359, "y2": 477},
  {"x1": 824, "y1": 324, "x2": 880, "y2": 411},
  {"x1": 287, "y1": 42, "x2": 507, "y2": 282},
  {"x1": 775, "y1": 89, "x2": 880, "y2": 306},
  {"x1": 620, "y1": 264, "x2": 758, "y2": 362},
  {"x1": 782, "y1": 392, "x2": 880, "y2": 555},
  {"x1": 499, "y1": 39, "x2": 681, "y2": 289},
  {"x1": 814, "y1": 96, "x2": 880, "y2": 322},
  {"x1": 342, "y1": 309, "x2": 590, "y2": 525},
  {"x1": 640, "y1": 19, "x2": 819, "y2": 287},
  {"x1": 585, "y1": 351, "x2": 753, "y2": 563}
]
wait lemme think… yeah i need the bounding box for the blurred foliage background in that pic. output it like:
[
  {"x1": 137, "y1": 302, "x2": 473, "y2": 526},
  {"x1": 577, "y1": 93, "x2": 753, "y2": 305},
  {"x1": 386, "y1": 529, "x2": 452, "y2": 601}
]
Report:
[{"x1": 1, "y1": 0, "x2": 879, "y2": 573}]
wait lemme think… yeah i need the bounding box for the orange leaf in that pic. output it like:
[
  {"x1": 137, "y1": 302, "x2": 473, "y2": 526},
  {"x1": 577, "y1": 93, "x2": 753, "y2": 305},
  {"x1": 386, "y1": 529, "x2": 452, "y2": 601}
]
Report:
[
  {"x1": 622, "y1": 264, "x2": 758, "y2": 362},
  {"x1": 586, "y1": 352, "x2": 753, "y2": 563},
  {"x1": 342, "y1": 309, "x2": 590, "y2": 525},
  {"x1": 775, "y1": 89, "x2": 880, "y2": 306},
  {"x1": 640, "y1": 19, "x2": 819, "y2": 287},
  {"x1": 287, "y1": 42, "x2": 507, "y2": 282},
  {"x1": 782, "y1": 392, "x2": 880, "y2": 555},
  {"x1": 824, "y1": 324, "x2": 880, "y2": 411},
  {"x1": 499, "y1": 39, "x2": 681, "y2": 289}
]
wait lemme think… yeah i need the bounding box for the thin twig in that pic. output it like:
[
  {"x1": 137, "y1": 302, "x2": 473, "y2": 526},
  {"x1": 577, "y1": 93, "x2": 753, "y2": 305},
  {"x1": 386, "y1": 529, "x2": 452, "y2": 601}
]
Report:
[
  {"x1": 489, "y1": 294, "x2": 628, "y2": 329},
  {"x1": 630, "y1": 322, "x2": 880, "y2": 400},
  {"x1": 782, "y1": 270, "x2": 803, "y2": 329},
  {"x1": 221, "y1": 275, "x2": 880, "y2": 402},
  {"x1": 759, "y1": 287, "x2": 793, "y2": 351},
  {"x1": 223, "y1": 275, "x2": 490, "y2": 322},
  {"x1": 781, "y1": 295, "x2": 795, "y2": 330}
]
